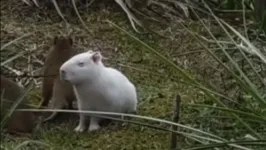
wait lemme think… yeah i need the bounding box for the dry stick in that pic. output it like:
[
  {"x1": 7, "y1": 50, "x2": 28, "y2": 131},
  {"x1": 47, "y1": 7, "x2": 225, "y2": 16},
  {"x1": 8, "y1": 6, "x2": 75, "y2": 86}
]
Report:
[
  {"x1": 170, "y1": 94, "x2": 181, "y2": 150},
  {"x1": 3, "y1": 73, "x2": 58, "y2": 79}
]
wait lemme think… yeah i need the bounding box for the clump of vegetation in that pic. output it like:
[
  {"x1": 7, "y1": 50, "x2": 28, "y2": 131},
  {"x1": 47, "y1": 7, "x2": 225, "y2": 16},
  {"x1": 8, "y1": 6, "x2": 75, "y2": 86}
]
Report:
[{"x1": 1, "y1": 0, "x2": 266, "y2": 149}]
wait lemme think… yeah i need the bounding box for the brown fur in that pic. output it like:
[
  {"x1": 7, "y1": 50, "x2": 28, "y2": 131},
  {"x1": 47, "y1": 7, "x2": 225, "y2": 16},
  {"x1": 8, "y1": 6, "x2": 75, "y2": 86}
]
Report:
[
  {"x1": 0, "y1": 75, "x2": 36, "y2": 134},
  {"x1": 40, "y1": 36, "x2": 77, "y2": 122}
]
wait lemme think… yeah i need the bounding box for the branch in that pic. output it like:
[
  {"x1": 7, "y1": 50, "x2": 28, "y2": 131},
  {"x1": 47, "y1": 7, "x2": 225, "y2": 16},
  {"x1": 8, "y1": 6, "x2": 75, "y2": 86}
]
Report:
[{"x1": 170, "y1": 94, "x2": 181, "y2": 150}]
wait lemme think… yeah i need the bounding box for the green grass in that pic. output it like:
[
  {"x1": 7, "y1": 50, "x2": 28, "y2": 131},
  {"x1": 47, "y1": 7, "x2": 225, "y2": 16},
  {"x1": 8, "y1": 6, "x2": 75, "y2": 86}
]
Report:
[
  {"x1": 0, "y1": 1, "x2": 189, "y2": 149},
  {"x1": 1, "y1": 0, "x2": 266, "y2": 149}
]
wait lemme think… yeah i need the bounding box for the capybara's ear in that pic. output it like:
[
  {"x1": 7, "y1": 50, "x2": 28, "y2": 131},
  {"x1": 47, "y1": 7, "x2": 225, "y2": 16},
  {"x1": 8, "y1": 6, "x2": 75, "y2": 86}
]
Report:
[
  {"x1": 91, "y1": 51, "x2": 102, "y2": 64},
  {"x1": 53, "y1": 36, "x2": 58, "y2": 45}
]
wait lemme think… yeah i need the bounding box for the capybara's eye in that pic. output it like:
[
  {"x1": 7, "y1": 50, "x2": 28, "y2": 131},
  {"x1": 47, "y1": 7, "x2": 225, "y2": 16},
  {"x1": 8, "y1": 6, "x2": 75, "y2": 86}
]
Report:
[{"x1": 77, "y1": 62, "x2": 85, "y2": 67}]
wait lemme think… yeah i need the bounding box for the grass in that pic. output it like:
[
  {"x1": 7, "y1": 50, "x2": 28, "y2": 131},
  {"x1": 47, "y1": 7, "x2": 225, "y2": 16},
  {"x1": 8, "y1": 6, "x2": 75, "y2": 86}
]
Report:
[
  {"x1": 0, "y1": 1, "x2": 188, "y2": 149},
  {"x1": 1, "y1": 0, "x2": 266, "y2": 149}
]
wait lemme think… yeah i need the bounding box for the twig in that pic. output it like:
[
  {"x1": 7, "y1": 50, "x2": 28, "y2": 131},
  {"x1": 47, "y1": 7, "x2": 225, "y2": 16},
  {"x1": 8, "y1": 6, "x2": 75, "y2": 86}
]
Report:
[
  {"x1": 3, "y1": 73, "x2": 58, "y2": 79},
  {"x1": 2, "y1": 66, "x2": 24, "y2": 76},
  {"x1": 0, "y1": 33, "x2": 32, "y2": 51},
  {"x1": 170, "y1": 94, "x2": 181, "y2": 150},
  {"x1": 213, "y1": 9, "x2": 252, "y2": 14}
]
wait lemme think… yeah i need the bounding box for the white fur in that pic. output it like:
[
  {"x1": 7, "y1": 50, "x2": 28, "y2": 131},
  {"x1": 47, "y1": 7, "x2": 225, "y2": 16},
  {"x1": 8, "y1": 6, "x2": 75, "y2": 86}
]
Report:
[{"x1": 59, "y1": 51, "x2": 138, "y2": 132}]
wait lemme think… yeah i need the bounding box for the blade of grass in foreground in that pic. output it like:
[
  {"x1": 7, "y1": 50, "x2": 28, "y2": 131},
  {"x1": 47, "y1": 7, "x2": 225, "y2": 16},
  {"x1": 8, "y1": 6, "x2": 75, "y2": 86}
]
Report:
[
  {"x1": 14, "y1": 140, "x2": 49, "y2": 150},
  {"x1": 0, "y1": 51, "x2": 28, "y2": 66},
  {"x1": 183, "y1": 24, "x2": 263, "y2": 139},
  {"x1": 106, "y1": 19, "x2": 263, "y2": 139},
  {"x1": 183, "y1": 140, "x2": 266, "y2": 150},
  {"x1": 180, "y1": 5, "x2": 263, "y2": 139},
  {"x1": 51, "y1": 0, "x2": 67, "y2": 24},
  {"x1": 187, "y1": 104, "x2": 266, "y2": 122},
  {"x1": 71, "y1": 0, "x2": 92, "y2": 34},
  {"x1": 185, "y1": 116, "x2": 263, "y2": 123},
  {"x1": 0, "y1": 81, "x2": 34, "y2": 129},
  {"x1": 223, "y1": 20, "x2": 266, "y2": 64},
  {"x1": 119, "y1": 63, "x2": 244, "y2": 106},
  {"x1": 183, "y1": 1, "x2": 266, "y2": 89},
  {"x1": 195, "y1": 5, "x2": 266, "y2": 138},
  {"x1": 202, "y1": 2, "x2": 266, "y2": 106},
  {"x1": 15, "y1": 108, "x2": 253, "y2": 150},
  {"x1": 16, "y1": 108, "x2": 222, "y2": 139},
  {"x1": 0, "y1": 33, "x2": 32, "y2": 51},
  {"x1": 201, "y1": 0, "x2": 266, "y2": 106}
]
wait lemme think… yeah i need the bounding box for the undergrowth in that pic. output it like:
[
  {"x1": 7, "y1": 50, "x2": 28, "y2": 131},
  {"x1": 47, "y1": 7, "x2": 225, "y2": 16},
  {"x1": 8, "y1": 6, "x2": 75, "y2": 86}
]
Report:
[{"x1": 0, "y1": 0, "x2": 266, "y2": 149}]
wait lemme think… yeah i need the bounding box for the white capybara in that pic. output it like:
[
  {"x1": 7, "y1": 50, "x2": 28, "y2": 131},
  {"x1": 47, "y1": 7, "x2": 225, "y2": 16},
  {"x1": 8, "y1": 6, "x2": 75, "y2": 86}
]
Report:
[{"x1": 59, "y1": 50, "x2": 138, "y2": 132}]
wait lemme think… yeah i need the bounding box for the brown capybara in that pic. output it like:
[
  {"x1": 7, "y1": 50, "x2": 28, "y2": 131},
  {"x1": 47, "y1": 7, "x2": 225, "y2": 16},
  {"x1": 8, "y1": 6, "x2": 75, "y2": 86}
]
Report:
[
  {"x1": 40, "y1": 36, "x2": 77, "y2": 122},
  {"x1": 0, "y1": 75, "x2": 36, "y2": 134}
]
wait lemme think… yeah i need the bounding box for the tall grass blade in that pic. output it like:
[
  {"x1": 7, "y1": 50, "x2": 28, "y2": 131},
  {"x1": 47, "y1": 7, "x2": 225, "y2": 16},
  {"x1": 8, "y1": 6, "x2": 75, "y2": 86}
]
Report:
[
  {"x1": 1, "y1": 51, "x2": 27, "y2": 66},
  {"x1": 71, "y1": 0, "x2": 92, "y2": 34},
  {"x1": 201, "y1": 1, "x2": 266, "y2": 106},
  {"x1": 183, "y1": 140, "x2": 266, "y2": 150},
  {"x1": 185, "y1": 2, "x2": 264, "y2": 139},
  {"x1": 51, "y1": 0, "x2": 67, "y2": 24},
  {"x1": 188, "y1": 104, "x2": 266, "y2": 122},
  {"x1": 14, "y1": 140, "x2": 49, "y2": 150},
  {"x1": 15, "y1": 108, "x2": 256, "y2": 149},
  {"x1": 107, "y1": 15, "x2": 263, "y2": 139},
  {"x1": 0, "y1": 81, "x2": 34, "y2": 129},
  {"x1": 0, "y1": 33, "x2": 32, "y2": 51}
]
